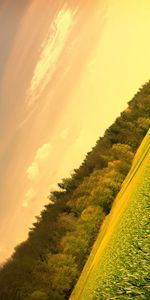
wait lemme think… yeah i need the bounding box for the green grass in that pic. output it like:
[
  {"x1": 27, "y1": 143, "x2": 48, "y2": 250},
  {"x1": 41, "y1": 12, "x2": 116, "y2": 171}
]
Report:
[{"x1": 70, "y1": 130, "x2": 150, "y2": 300}]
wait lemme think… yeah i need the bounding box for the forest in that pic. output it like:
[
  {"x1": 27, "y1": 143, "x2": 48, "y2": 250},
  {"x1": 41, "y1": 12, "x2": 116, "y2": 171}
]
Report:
[{"x1": 0, "y1": 81, "x2": 150, "y2": 300}]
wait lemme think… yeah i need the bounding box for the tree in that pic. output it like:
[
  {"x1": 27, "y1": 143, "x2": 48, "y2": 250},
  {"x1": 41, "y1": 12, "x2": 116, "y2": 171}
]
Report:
[
  {"x1": 27, "y1": 291, "x2": 48, "y2": 300},
  {"x1": 47, "y1": 254, "x2": 78, "y2": 292}
]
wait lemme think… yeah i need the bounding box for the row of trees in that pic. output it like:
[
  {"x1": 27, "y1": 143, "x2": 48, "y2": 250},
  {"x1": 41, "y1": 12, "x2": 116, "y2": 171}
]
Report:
[{"x1": 0, "y1": 81, "x2": 150, "y2": 299}]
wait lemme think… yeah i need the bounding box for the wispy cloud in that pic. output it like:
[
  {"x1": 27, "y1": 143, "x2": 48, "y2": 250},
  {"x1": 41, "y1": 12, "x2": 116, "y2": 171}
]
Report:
[
  {"x1": 23, "y1": 143, "x2": 51, "y2": 208},
  {"x1": 34, "y1": 143, "x2": 51, "y2": 162},
  {"x1": 26, "y1": 6, "x2": 76, "y2": 107},
  {"x1": 22, "y1": 188, "x2": 36, "y2": 208},
  {"x1": 27, "y1": 143, "x2": 51, "y2": 181},
  {"x1": 27, "y1": 161, "x2": 39, "y2": 181}
]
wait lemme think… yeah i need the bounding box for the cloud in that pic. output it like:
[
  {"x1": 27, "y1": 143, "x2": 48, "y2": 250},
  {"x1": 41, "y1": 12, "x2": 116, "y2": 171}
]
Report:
[
  {"x1": 22, "y1": 188, "x2": 36, "y2": 208},
  {"x1": 35, "y1": 143, "x2": 51, "y2": 162},
  {"x1": 26, "y1": 143, "x2": 51, "y2": 181},
  {"x1": 26, "y1": 6, "x2": 76, "y2": 107},
  {"x1": 27, "y1": 161, "x2": 39, "y2": 181}
]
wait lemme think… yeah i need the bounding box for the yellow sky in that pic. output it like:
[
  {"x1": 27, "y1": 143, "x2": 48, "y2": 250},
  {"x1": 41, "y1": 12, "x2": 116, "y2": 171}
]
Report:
[{"x1": 0, "y1": 0, "x2": 150, "y2": 263}]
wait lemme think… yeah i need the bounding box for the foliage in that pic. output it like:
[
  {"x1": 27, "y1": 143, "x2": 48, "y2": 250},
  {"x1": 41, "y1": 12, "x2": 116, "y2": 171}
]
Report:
[{"x1": 27, "y1": 290, "x2": 48, "y2": 300}]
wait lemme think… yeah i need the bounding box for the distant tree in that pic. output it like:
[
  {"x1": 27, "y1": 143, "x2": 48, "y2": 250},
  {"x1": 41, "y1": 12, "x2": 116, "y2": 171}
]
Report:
[
  {"x1": 47, "y1": 254, "x2": 78, "y2": 293},
  {"x1": 61, "y1": 235, "x2": 88, "y2": 267},
  {"x1": 79, "y1": 206, "x2": 105, "y2": 245},
  {"x1": 26, "y1": 290, "x2": 48, "y2": 300}
]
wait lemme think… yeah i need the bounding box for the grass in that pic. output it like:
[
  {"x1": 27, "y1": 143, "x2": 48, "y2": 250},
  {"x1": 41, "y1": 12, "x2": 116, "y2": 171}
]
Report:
[{"x1": 70, "y1": 130, "x2": 150, "y2": 300}]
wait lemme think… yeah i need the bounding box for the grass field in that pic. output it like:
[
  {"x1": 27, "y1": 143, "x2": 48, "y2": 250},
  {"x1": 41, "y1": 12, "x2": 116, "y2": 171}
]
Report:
[{"x1": 70, "y1": 130, "x2": 150, "y2": 300}]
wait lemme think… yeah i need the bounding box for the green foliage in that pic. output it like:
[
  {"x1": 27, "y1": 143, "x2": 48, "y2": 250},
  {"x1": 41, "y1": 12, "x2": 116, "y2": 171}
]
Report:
[
  {"x1": 0, "y1": 81, "x2": 150, "y2": 300},
  {"x1": 111, "y1": 143, "x2": 133, "y2": 163},
  {"x1": 79, "y1": 206, "x2": 105, "y2": 245},
  {"x1": 47, "y1": 254, "x2": 78, "y2": 292},
  {"x1": 27, "y1": 290, "x2": 48, "y2": 300},
  {"x1": 137, "y1": 117, "x2": 150, "y2": 132},
  {"x1": 61, "y1": 235, "x2": 88, "y2": 264}
]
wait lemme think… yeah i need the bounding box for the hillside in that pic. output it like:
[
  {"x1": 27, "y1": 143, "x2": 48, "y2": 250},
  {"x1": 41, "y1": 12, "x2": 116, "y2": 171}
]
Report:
[
  {"x1": 70, "y1": 129, "x2": 150, "y2": 299},
  {"x1": 0, "y1": 81, "x2": 149, "y2": 300}
]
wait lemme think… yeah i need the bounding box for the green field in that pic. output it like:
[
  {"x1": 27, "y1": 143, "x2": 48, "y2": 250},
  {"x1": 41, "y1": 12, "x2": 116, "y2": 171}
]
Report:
[{"x1": 70, "y1": 130, "x2": 150, "y2": 300}]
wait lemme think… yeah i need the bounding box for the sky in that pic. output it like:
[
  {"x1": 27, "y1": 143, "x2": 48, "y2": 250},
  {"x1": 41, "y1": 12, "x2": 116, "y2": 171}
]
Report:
[{"x1": 0, "y1": 0, "x2": 150, "y2": 263}]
